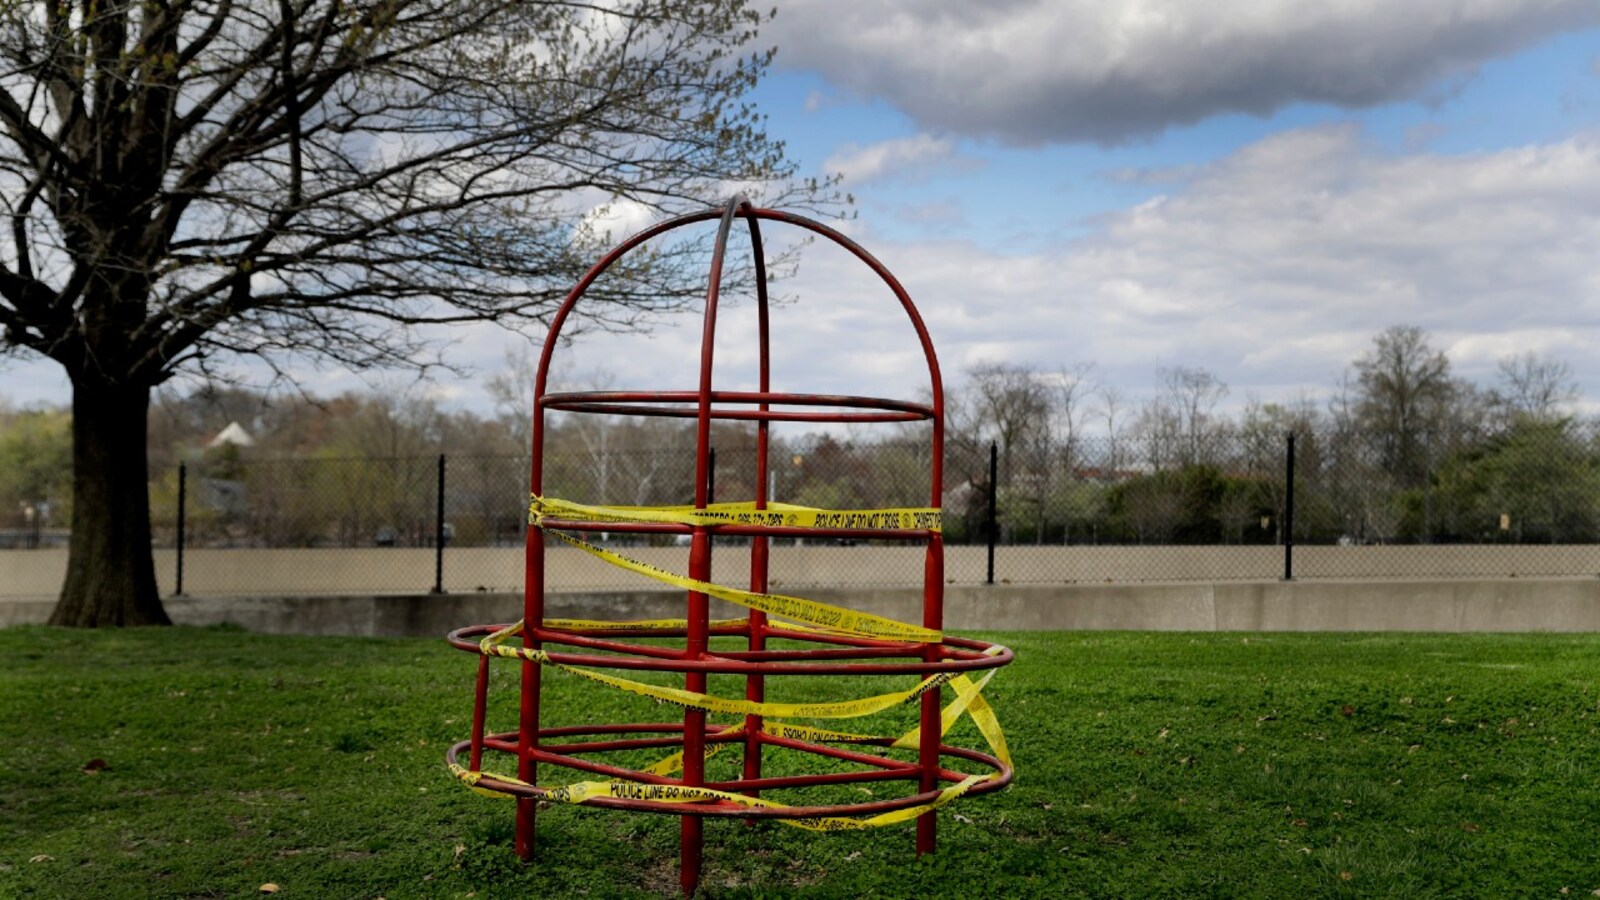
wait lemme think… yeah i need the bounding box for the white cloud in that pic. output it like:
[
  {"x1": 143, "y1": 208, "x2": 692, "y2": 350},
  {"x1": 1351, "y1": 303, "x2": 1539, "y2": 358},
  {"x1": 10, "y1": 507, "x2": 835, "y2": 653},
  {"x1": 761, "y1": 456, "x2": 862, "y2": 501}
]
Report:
[
  {"x1": 823, "y1": 134, "x2": 973, "y2": 185},
  {"x1": 576, "y1": 198, "x2": 659, "y2": 245},
  {"x1": 16, "y1": 128, "x2": 1600, "y2": 427},
  {"x1": 768, "y1": 0, "x2": 1600, "y2": 143},
  {"x1": 637, "y1": 126, "x2": 1600, "y2": 417}
]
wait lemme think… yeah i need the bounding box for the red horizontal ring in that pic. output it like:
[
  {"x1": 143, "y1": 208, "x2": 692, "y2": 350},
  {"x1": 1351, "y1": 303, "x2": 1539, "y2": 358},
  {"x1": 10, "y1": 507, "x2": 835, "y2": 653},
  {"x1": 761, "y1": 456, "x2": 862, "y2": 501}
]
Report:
[
  {"x1": 540, "y1": 390, "x2": 934, "y2": 423},
  {"x1": 446, "y1": 623, "x2": 1014, "y2": 675},
  {"x1": 445, "y1": 728, "x2": 1011, "y2": 820}
]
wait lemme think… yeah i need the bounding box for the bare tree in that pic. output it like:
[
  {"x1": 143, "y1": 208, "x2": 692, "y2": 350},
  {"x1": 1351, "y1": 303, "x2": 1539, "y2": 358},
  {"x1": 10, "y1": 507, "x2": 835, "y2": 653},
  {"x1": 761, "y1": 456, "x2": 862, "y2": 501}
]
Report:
[
  {"x1": 0, "y1": 0, "x2": 832, "y2": 625},
  {"x1": 1051, "y1": 361, "x2": 1097, "y2": 468},
  {"x1": 1131, "y1": 396, "x2": 1182, "y2": 471},
  {"x1": 486, "y1": 345, "x2": 539, "y2": 454},
  {"x1": 1350, "y1": 325, "x2": 1456, "y2": 485},
  {"x1": 1494, "y1": 351, "x2": 1578, "y2": 423},
  {"x1": 962, "y1": 361, "x2": 1051, "y2": 484},
  {"x1": 1157, "y1": 365, "x2": 1228, "y2": 465},
  {"x1": 1092, "y1": 382, "x2": 1127, "y2": 473},
  {"x1": 1238, "y1": 395, "x2": 1320, "y2": 543}
]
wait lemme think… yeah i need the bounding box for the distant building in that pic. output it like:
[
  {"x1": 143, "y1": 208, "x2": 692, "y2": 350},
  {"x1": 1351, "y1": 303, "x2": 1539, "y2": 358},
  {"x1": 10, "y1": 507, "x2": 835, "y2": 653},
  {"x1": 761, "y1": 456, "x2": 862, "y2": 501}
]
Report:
[{"x1": 206, "y1": 421, "x2": 255, "y2": 448}]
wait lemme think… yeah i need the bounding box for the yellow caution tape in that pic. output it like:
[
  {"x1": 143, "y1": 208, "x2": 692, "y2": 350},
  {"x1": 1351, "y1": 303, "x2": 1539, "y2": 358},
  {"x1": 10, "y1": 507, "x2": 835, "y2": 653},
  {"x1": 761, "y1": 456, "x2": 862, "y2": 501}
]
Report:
[
  {"x1": 641, "y1": 724, "x2": 746, "y2": 777},
  {"x1": 541, "y1": 529, "x2": 940, "y2": 643},
  {"x1": 532, "y1": 496, "x2": 942, "y2": 533},
  {"x1": 454, "y1": 626, "x2": 1011, "y2": 829},
  {"x1": 454, "y1": 495, "x2": 1010, "y2": 833},
  {"x1": 478, "y1": 621, "x2": 977, "y2": 720},
  {"x1": 450, "y1": 761, "x2": 986, "y2": 831}
]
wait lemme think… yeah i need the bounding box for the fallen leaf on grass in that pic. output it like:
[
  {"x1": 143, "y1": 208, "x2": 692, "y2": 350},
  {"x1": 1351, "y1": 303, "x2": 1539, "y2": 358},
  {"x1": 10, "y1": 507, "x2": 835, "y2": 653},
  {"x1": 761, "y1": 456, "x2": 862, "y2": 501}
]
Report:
[
  {"x1": 259, "y1": 885, "x2": 279, "y2": 894},
  {"x1": 1340, "y1": 705, "x2": 1355, "y2": 717},
  {"x1": 28, "y1": 855, "x2": 53, "y2": 863},
  {"x1": 82, "y1": 759, "x2": 107, "y2": 775},
  {"x1": 1339, "y1": 872, "x2": 1353, "y2": 881},
  {"x1": 952, "y1": 813, "x2": 973, "y2": 824},
  {"x1": 1462, "y1": 822, "x2": 1480, "y2": 833}
]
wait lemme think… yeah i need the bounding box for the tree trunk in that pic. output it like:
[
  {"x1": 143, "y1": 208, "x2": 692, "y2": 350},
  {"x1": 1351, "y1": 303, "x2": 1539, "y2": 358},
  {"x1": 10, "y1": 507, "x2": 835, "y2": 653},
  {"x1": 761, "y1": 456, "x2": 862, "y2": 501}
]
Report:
[{"x1": 48, "y1": 378, "x2": 171, "y2": 627}]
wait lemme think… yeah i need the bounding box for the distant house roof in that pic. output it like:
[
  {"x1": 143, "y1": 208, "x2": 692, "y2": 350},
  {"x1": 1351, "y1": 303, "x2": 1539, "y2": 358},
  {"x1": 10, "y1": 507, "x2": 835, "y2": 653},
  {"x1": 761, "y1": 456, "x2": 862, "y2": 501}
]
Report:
[{"x1": 206, "y1": 421, "x2": 255, "y2": 448}]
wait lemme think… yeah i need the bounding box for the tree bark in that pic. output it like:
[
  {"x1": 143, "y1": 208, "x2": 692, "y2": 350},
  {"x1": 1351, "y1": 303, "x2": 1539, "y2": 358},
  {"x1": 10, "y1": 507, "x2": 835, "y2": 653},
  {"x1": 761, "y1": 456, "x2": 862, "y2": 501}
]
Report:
[{"x1": 48, "y1": 379, "x2": 171, "y2": 627}]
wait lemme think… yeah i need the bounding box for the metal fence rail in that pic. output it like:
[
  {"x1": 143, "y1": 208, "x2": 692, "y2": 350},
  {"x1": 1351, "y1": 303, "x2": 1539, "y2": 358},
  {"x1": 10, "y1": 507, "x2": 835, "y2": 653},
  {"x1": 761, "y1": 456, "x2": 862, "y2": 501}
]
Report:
[{"x1": 7, "y1": 421, "x2": 1599, "y2": 597}]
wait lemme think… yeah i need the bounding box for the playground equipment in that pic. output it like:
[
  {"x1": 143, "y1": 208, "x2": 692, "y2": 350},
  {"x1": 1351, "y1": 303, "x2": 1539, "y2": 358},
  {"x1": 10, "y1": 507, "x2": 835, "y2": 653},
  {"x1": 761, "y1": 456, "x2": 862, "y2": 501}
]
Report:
[{"x1": 445, "y1": 198, "x2": 1014, "y2": 895}]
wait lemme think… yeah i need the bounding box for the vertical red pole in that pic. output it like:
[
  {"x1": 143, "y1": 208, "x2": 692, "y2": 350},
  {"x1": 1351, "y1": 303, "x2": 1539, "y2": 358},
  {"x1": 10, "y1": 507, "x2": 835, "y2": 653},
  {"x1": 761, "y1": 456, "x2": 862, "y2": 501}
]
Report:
[
  {"x1": 680, "y1": 198, "x2": 742, "y2": 895},
  {"x1": 919, "y1": 342, "x2": 946, "y2": 856},
  {"x1": 743, "y1": 214, "x2": 772, "y2": 801},
  {"x1": 517, "y1": 345, "x2": 552, "y2": 863},
  {"x1": 916, "y1": 533, "x2": 945, "y2": 855},
  {"x1": 681, "y1": 530, "x2": 711, "y2": 894},
  {"x1": 470, "y1": 654, "x2": 490, "y2": 771}
]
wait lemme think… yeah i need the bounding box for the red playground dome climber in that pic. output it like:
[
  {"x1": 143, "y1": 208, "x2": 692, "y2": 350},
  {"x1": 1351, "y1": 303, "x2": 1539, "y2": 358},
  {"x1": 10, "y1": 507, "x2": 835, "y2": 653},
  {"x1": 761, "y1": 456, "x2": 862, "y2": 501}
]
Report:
[{"x1": 445, "y1": 198, "x2": 1014, "y2": 895}]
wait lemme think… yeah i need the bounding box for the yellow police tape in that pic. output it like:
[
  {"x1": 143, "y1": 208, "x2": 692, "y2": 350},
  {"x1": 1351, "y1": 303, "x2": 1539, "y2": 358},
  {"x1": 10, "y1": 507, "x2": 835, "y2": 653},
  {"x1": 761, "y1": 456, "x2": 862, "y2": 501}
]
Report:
[
  {"x1": 450, "y1": 760, "x2": 988, "y2": 832},
  {"x1": 476, "y1": 619, "x2": 994, "y2": 720},
  {"x1": 450, "y1": 676, "x2": 1008, "y2": 831},
  {"x1": 532, "y1": 495, "x2": 942, "y2": 533},
  {"x1": 456, "y1": 620, "x2": 1012, "y2": 828},
  {"x1": 537, "y1": 527, "x2": 940, "y2": 643},
  {"x1": 451, "y1": 496, "x2": 1009, "y2": 830}
]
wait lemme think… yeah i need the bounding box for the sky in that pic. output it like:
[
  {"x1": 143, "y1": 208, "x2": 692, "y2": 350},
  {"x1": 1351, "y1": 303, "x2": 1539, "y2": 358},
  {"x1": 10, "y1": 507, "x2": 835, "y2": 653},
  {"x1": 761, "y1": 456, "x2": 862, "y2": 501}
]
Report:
[{"x1": 5, "y1": 0, "x2": 1600, "y2": 428}]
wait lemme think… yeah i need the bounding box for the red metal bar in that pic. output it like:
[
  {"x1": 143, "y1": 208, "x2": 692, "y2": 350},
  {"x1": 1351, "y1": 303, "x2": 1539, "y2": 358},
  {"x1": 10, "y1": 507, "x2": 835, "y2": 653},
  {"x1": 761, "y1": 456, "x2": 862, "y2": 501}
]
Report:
[
  {"x1": 448, "y1": 625, "x2": 1012, "y2": 674},
  {"x1": 917, "y1": 532, "x2": 945, "y2": 856},
  {"x1": 542, "y1": 390, "x2": 934, "y2": 417},
  {"x1": 469, "y1": 654, "x2": 490, "y2": 771},
  {"x1": 678, "y1": 198, "x2": 746, "y2": 896},
  {"x1": 539, "y1": 403, "x2": 928, "y2": 423},
  {"x1": 517, "y1": 451, "x2": 545, "y2": 862},
  {"x1": 468, "y1": 730, "x2": 1010, "y2": 788},
  {"x1": 448, "y1": 735, "x2": 1013, "y2": 817},
  {"x1": 744, "y1": 210, "x2": 772, "y2": 809},
  {"x1": 537, "y1": 518, "x2": 939, "y2": 541}
]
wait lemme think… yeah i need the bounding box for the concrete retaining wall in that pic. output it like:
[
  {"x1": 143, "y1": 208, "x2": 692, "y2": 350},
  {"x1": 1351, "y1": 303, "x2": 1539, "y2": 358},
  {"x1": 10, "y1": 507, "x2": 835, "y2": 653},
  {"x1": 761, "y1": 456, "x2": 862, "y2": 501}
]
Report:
[
  {"x1": 5, "y1": 544, "x2": 1599, "y2": 598},
  {"x1": 7, "y1": 579, "x2": 1600, "y2": 636}
]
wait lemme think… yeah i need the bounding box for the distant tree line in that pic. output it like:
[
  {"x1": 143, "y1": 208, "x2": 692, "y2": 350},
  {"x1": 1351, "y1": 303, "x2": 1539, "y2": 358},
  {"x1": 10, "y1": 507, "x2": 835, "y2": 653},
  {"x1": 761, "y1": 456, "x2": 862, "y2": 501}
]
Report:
[
  {"x1": 940, "y1": 325, "x2": 1594, "y2": 546},
  {"x1": 3, "y1": 325, "x2": 1595, "y2": 548}
]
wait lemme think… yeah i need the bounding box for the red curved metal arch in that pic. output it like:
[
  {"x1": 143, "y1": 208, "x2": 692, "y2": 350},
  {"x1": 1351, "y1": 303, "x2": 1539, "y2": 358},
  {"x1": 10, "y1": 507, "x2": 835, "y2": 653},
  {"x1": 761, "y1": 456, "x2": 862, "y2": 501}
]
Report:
[{"x1": 452, "y1": 199, "x2": 993, "y2": 896}]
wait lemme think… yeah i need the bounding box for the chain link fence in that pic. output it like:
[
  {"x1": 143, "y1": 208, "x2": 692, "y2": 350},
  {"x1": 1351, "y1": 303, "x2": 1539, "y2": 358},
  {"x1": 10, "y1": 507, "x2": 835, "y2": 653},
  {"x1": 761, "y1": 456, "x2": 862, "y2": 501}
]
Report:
[
  {"x1": 982, "y1": 420, "x2": 1600, "y2": 583},
  {"x1": 7, "y1": 421, "x2": 1599, "y2": 597}
]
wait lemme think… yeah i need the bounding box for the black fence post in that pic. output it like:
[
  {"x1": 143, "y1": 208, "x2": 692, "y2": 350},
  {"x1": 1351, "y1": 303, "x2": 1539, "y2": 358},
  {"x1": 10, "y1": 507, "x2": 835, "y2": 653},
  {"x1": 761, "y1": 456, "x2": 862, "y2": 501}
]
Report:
[
  {"x1": 1283, "y1": 432, "x2": 1295, "y2": 581},
  {"x1": 1422, "y1": 431, "x2": 1433, "y2": 545},
  {"x1": 986, "y1": 441, "x2": 998, "y2": 585},
  {"x1": 707, "y1": 447, "x2": 717, "y2": 505},
  {"x1": 432, "y1": 453, "x2": 446, "y2": 594},
  {"x1": 175, "y1": 462, "x2": 187, "y2": 596}
]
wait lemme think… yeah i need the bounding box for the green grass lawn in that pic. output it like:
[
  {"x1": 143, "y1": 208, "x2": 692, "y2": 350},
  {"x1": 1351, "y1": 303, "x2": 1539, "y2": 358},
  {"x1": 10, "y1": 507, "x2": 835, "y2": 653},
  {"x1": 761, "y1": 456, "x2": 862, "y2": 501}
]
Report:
[{"x1": 3, "y1": 625, "x2": 1600, "y2": 898}]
